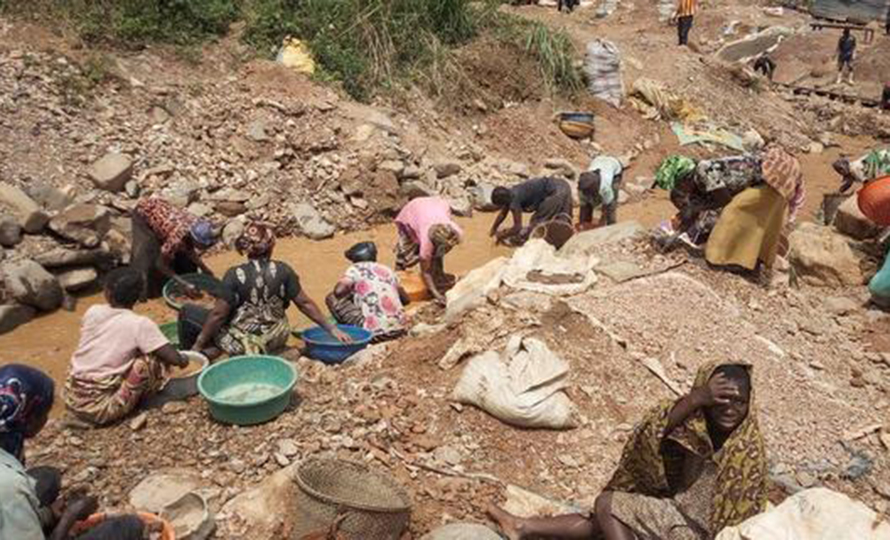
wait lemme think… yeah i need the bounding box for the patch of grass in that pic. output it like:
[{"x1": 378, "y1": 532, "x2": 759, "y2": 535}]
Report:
[{"x1": 522, "y1": 22, "x2": 584, "y2": 94}]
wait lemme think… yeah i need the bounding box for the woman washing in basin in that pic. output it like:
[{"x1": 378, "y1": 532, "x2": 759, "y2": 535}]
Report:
[{"x1": 180, "y1": 222, "x2": 350, "y2": 359}]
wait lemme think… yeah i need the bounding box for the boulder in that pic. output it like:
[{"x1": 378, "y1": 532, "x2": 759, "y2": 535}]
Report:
[
  {"x1": 48, "y1": 204, "x2": 111, "y2": 248},
  {"x1": 544, "y1": 158, "x2": 579, "y2": 180},
  {"x1": 366, "y1": 170, "x2": 401, "y2": 213},
  {"x1": 292, "y1": 203, "x2": 335, "y2": 240},
  {"x1": 26, "y1": 182, "x2": 74, "y2": 211},
  {"x1": 400, "y1": 181, "x2": 437, "y2": 200},
  {"x1": 378, "y1": 160, "x2": 405, "y2": 178},
  {"x1": 0, "y1": 304, "x2": 36, "y2": 335},
  {"x1": 434, "y1": 161, "x2": 462, "y2": 179},
  {"x1": 401, "y1": 165, "x2": 422, "y2": 180},
  {"x1": 56, "y1": 267, "x2": 99, "y2": 292},
  {"x1": 559, "y1": 221, "x2": 645, "y2": 258},
  {"x1": 130, "y1": 470, "x2": 207, "y2": 514},
  {"x1": 246, "y1": 120, "x2": 270, "y2": 142},
  {"x1": 0, "y1": 182, "x2": 50, "y2": 233},
  {"x1": 214, "y1": 201, "x2": 247, "y2": 217},
  {"x1": 88, "y1": 152, "x2": 133, "y2": 193},
  {"x1": 0, "y1": 216, "x2": 22, "y2": 247},
  {"x1": 222, "y1": 220, "x2": 246, "y2": 248},
  {"x1": 34, "y1": 248, "x2": 113, "y2": 269},
  {"x1": 473, "y1": 183, "x2": 498, "y2": 211},
  {"x1": 421, "y1": 523, "x2": 502, "y2": 540},
  {"x1": 221, "y1": 464, "x2": 299, "y2": 540},
  {"x1": 789, "y1": 223, "x2": 864, "y2": 287},
  {"x1": 834, "y1": 196, "x2": 881, "y2": 240},
  {"x1": 3, "y1": 260, "x2": 63, "y2": 311},
  {"x1": 448, "y1": 196, "x2": 473, "y2": 218}
]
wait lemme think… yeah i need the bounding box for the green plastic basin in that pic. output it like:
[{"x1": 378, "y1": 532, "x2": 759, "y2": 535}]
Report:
[
  {"x1": 159, "y1": 322, "x2": 180, "y2": 349},
  {"x1": 197, "y1": 355, "x2": 298, "y2": 425}
]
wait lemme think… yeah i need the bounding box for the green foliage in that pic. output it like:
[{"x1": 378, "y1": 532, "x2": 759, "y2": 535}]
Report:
[{"x1": 522, "y1": 22, "x2": 583, "y2": 94}]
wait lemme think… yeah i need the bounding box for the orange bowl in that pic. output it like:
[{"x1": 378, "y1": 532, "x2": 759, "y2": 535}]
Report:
[
  {"x1": 71, "y1": 512, "x2": 175, "y2": 540},
  {"x1": 857, "y1": 175, "x2": 890, "y2": 226},
  {"x1": 397, "y1": 271, "x2": 430, "y2": 302}
]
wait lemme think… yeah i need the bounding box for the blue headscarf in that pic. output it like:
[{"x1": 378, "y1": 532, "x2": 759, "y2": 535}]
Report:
[
  {"x1": 0, "y1": 364, "x2": 55, "y2": 462},
  {"x1": 189, "y1": 220, "x2": 217, "y2": 249}
]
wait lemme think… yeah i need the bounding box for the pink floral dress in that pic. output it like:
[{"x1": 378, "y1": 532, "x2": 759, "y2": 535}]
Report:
[{"x1": 339, "y1": 262, "x2": 407, "y2": 336}]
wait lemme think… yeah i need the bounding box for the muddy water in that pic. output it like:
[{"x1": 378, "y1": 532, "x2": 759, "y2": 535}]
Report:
[
  {"x1": 0, "y1": 213, "x2": 511, "y2": 402},
  {"x1": 0, "y1": 139, "x2": 873, "y2": 408}
]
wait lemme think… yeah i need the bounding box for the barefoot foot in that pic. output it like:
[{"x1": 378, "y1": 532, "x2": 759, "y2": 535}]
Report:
[{"x1": 486, "y1": 503, "x2": 525, "y2": 540}]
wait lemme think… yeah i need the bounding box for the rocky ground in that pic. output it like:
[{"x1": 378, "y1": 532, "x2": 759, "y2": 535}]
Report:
[{"x1": 1, "y1": 0, "x2": 890, "y2": 538}]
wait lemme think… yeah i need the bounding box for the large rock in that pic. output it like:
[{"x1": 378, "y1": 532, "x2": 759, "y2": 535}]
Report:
[
  {"x1": 56, "y1": 267, "x2": 99, "y2": 292},
  {"x1": 0, "y1": 182, "x2": 50, "y2": 233},
  {"x1": 448, "y1": 196, "x2": 473, "y2": 218},
  {"x1": 421, "y1": 523, "x2": 502, "y2": 540},
  {"x1": 3, "y1": 260, "x2": 63, "y2": 311},
  {"x1": 35, "y1": 248, "x2": 113, "y2": 269},
  {"x1": 292, "y1": 203, "x2": 335, "y2": 240},
  {"x1": 0, "y1": 216, "x2": 22, "y2": 247},
  {"x1": 221, "y1": 464, "x2": 298, "y2": 540},
  {"x1": 130, "y1": 470, "x2": 207, "y2": 514},
  {"x1": 26, "y1": 182, "x2": 74, "y2": 211},
  {"x1": 48, "y1": 204, "x2": 111, "y2": 248},
  {"x1": 789, "y1": 222, "x2": 864, "y2": 287},
  {"x1": 559, "y1": 221, "x2": 645, "y2": 258},
  {"x1": 834, "y1": 196, "x2": 881, "y2": 240},
  {"x1": 400, "y1": 181, "x2": 437, "y2": 200},
  {"x1": 0, "y1": 304, "x2": 36, "y2": 335},
  {"x1": 434, "y1": 161, "x2": 462, "y2": 179},
  {"x1": 222, "y1": 219, "x2": 246, "y2": 248},
  {"x1": 88, "y1": 152, "x2": 133, "y2": 193},
  {"x1": 473, "y1": 183, "x2": 498, "y2": 211}
]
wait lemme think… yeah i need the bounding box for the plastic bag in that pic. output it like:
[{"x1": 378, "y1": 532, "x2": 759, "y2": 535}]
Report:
[
  {"x1": 584, "y1": 39, "x2": 624, "y2": 108},
  {"x1": 451, "y1": 336, "x2": 578, "y2": 429}
]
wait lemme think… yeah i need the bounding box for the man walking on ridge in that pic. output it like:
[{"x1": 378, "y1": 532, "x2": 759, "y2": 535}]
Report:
[{"x1": 673, "y1": 0, "x2": 696, "y2": 46}]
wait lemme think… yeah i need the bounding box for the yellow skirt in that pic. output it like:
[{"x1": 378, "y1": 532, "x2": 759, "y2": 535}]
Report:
[{"x1": 705, "y1": 184, "x2": 787, "y2": 271}]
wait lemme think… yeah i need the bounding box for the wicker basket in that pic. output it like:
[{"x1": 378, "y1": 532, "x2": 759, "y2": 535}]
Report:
[{"x1": 292, "y1": 459, "x2": 411, "y2": 539}]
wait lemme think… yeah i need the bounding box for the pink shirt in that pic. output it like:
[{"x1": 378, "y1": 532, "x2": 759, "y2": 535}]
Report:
[
  {"x1": 394, "y1": 197, "x2": 463, "y2": 261},
  {"x1": 69, "y1": 305, "x2": 169, "y2": 379}
]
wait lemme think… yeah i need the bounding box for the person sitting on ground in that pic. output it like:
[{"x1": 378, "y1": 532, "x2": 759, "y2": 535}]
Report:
[
  {"x1": 1, "y1": 364, "x2": 100, "y2": 540},
  {"x1": 753, "y1": 54, "x2": 776, "y2": 81},
  {"x1": 394, "y1": 197, "x2": 463, "y2": 307},
  {"x1": 488, "y1": 361, "x2": 768, "y2": 540},
  {"x1": 490, "y1": 176, "x2": 574, "y2": 246},
  {"x1": 131, "y1": 197, "x2": 218, "y2": 301},
  {"x1": 326, "y1": 242, "x2": 410, "y2": 341},
  {"x1": 835, "y1": 147, "x2": 890, "y2": 192},
  {"x1": 578, "y1": 155, "x2": 624, "y2": 231},
  {"x1": 705, "y1": 144, "x2": 805, "y2": 274},
  {"x1": 181, "y1": 222, "x2": 349, "y2": 358},
  {"x1": 65, "y1": 268, "x2": 188, "y2": 426},
  {"x1": 836, "y1": 28, "x2": 856, "y2": 85}
]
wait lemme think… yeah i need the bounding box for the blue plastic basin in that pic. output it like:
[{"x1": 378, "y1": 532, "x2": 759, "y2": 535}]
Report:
[
  {"x1": 197, "y1": 355, "x2": 297, "y2": 425},
  {"x1": 301, "y1": 324, "x2": 372, "y2": 364}
]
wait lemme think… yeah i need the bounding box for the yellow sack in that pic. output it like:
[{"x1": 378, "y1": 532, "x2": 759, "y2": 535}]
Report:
[{"x1": 276, "y1": 37, "x2": 316, "y2": 74}]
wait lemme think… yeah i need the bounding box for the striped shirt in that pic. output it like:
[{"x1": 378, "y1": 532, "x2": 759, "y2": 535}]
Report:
[{"x1": 676, "y1": 0, "x2": 696, "y2": 17}]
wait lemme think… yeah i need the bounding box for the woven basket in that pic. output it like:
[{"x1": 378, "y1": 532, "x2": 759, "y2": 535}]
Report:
[{"x1": 292, "y1": 459, "x2": 411, "y2": 539}]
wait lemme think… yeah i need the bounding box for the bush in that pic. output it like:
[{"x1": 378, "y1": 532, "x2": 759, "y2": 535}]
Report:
[
  {"x1": 242, "y1": 0, "x2": 483, "y2": 100},
  {"x1": 3, "y1": 0, "x2": 241, "y2": 46}
]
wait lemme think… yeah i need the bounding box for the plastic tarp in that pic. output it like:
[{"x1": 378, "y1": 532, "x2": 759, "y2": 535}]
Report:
[
  {"x1": 810, "y1": 0, "x2": 889, "y2": 24},
  {"x1": 671, "y1": 122, "x2": 746, "y2": 151}
]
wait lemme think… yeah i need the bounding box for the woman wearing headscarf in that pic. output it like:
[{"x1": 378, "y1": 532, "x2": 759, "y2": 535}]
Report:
[
  {"x1": 182, "y1": 222, "x2": 349, "y2": 358},
  {"x1": 394, "y1": 197, "x2": 463, "y2": 306},
  {"x1": 705, "y1": 144, "x2": 805, "y2": 272},
  {"x1": 131, "y1": 197, "x2": 218, "y2": 300},
  {"x1": 65, "y1": 268, "x2": 188, "y2": 426},
  {"x1": 326, "y1": 242, "x2": 410, "y2": 341},
  {"x1": 1, "y1": 364, "x2": 99, "y2": 540},
  {"x1": 488, "y1": 361, "x2": 768, "y2": 540}
]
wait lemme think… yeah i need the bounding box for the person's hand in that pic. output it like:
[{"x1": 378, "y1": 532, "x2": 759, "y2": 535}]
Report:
[
  {"x1": 65, "y1": 496, "x2": 99, "y2": 522},
  {"x1": 693, "y1": 373, "x2": 739, "y2": 407},
  {"x1": 329, "y1": 327, "x2": 353, "y2": 344}
]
